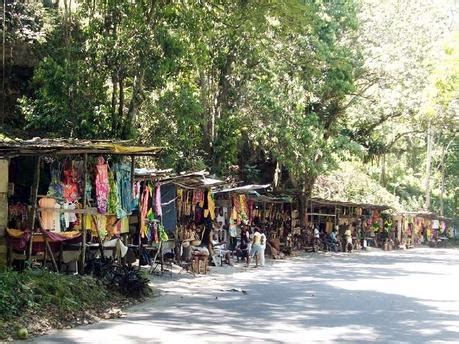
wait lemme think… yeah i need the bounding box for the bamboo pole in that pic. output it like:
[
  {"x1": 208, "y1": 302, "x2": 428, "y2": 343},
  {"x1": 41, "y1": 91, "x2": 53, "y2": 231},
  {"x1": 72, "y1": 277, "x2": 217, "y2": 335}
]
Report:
[
  {"x1": 80, "y1": 153, "x2": 88, "y2": 274},
  {"x1": 28, "y1": 156, "x2": 41, "y2": 265}
]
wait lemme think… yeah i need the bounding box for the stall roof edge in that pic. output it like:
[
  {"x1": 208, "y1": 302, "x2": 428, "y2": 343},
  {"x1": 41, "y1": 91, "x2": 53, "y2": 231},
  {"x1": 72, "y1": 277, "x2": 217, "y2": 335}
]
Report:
[
  {"x1": 309, "y1": 197, "x2": 391, "y2": 210},
  {"x1": 394, "y1": 211, "x2": 453, "y2": 221},
  {"x1": 214, "y1": 184, "x2": 272, "y2": 194},
  {"x1": 0, "y1": 137, "x2": 162, "y2": 156}
]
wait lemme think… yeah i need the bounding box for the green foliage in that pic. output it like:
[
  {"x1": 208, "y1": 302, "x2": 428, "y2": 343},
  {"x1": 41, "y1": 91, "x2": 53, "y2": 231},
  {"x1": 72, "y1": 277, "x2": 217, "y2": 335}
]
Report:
[{"x1": 0, "y1": 269, "x2": 109, "y2": 320}]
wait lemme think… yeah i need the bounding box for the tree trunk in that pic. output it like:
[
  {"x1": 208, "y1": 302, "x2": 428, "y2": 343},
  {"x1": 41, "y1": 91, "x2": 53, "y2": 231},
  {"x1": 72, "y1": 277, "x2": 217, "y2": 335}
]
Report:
[
  {"x1": 440, "y1": 145, "x2": 445, "y2": 216},
  {"x1": 124, "y1": 69, "x2": 145, "y2": 138},
  {"x1": 380, "y1": 153, "x2": 386, "y2": 186},
  {"x1": 424, "y1": 123, "x2": 433, "y2": 211},
  {"x1": 111, "y1": 73, "x2": 118, "y2": 132},
  {"x1": 118, "y1": 77, "x2": 124, "y2": 128},
  {"x1": 299, "y1": 175, "x2": 317, "y2": 227}
]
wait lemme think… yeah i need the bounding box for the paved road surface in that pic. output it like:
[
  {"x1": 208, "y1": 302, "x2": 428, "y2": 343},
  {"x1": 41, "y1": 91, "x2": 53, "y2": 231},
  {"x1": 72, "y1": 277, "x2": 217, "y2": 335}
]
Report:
[{"x1": 33, "y1": 248, "x2": 459, "y2": 343}]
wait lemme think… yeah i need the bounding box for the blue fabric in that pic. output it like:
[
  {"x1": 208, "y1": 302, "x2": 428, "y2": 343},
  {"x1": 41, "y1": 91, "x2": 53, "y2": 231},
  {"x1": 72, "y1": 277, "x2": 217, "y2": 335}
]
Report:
[
  {"x1": 114, "y1": 163, "x2": 132, "y2": 215},
  {"x1": 160, "y1": 184, "x2": 177, "y2": 232}
]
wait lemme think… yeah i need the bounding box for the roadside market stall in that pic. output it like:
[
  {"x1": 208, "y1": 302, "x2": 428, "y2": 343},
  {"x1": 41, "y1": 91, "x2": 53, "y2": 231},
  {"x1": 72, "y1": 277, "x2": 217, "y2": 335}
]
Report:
[
  {"x1": 306, "y1": 198, "x2": 391, "y2": 250},
  {"x1": 134, "y1": 169, "x2": 225, "y2": 273},
  {"x1": 0, "y1": 138, "x2": 160, "y2": 272},
  {"x1": 395, "y1": 211, "x2": 453, "y2": 247}
]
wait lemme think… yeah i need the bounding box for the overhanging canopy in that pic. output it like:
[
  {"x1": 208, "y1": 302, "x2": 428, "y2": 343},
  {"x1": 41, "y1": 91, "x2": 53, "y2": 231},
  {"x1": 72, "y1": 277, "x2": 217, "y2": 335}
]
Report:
[
  {"x1": 0, "y1": 138, "x2": 162, "y2": 157},
  {"x1": 214, "y1": 184, "x2": 271, "y2": 194}
]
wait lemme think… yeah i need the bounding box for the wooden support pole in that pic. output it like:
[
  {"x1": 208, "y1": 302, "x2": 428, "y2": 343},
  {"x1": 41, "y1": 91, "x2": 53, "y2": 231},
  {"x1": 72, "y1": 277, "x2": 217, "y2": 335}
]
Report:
[
  {"x1": 28, "y1": 156, "x2": 41, "y2": 265},
  {"x1": 130, "y1": 155, "x2": 135, "y2": 194},
  {"x1": 44, "y1": 237, "x2": 59, "y2": 272},
  {"x1": 80, "y1": 153, "x2": 88, "y2": 274}
]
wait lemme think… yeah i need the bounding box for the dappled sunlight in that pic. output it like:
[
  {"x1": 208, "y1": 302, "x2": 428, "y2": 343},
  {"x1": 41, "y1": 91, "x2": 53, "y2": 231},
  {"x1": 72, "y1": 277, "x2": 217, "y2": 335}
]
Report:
[{"x1": 35, "y1": 248, "x2": 459, "y2": 343}]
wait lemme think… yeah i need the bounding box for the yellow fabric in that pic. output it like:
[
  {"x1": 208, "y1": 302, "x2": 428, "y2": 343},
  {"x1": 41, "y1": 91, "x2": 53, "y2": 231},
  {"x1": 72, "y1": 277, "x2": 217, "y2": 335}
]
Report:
[
  {"x1": 121, "y1": 217, "x2": 129, "y2": 234},
  {"x1": 204, "y1": 192, "x2": 215, "y2": 220},
  {"x1": 6, "y1": 228, "x2": 24, "y2": 238},
  {"x1": 32, "y1": 231, "x2": 81, "y2": 243},
  {"x1": 92, "y1": 143, "x2": 160, "y2": 154}
]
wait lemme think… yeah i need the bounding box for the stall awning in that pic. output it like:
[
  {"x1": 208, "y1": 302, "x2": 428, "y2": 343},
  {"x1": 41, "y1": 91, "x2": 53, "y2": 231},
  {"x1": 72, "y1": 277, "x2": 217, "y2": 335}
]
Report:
[
  {"x1": 0, "y1": 137, "x2": 162, "y2": 157},
  {"x1": 135, "y1": 169, "x2": 226, "y2": 189},
  {"x1": 214, "y1": 184, "x2": 271, "y2": 194},
  {"x1": 309, "y1": 197, "x2": 390, "y2": 211}
]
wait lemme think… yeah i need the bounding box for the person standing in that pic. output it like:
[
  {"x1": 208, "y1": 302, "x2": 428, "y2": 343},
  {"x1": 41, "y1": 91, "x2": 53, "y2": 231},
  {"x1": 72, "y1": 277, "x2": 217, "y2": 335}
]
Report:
[
  {"x1": 250, "y1": 228, "x2": 263, "y2": 267},
  {"x1": 259, "y1": 229, "x2": 267, "y2": 266}
]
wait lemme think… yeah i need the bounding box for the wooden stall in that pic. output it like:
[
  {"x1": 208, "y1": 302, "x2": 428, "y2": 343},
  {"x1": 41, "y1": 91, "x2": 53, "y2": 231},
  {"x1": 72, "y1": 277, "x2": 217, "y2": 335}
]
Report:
[{"x1": 0, "y1": 137, "x2": 160, "y2": 271}]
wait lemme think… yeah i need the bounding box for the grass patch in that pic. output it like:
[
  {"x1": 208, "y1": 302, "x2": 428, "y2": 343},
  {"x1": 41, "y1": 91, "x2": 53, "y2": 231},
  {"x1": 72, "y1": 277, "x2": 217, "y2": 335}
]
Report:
[{"x1": 0, "y1": 268, "x2": 152, "y2": 341}]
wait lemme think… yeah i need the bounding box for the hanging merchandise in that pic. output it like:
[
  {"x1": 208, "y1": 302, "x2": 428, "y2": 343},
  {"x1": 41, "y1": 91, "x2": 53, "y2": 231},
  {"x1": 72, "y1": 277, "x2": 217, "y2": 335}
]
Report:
[
  {"x1": 158, "y1": 224, "x2": 169, "y2": 242},
  {"x1": 47, "y1": 168, "x2": 64, "y2": 198},
  {"x1": 193, "y1": 190, "x2": 205, "y2": 205},
  {"x1": 38, "y1": 197, "x2": 57, "y2": 230},
  {"x1": 95, "y1": 157, "x2": 110, "y2": 213},
  {"x1": 154, "y1": 183, "x2": 162, "y2": 217},
  {"x1": 140, "y1": 184, "x2": 150, "y2": 238},
  {"x1": 204, "y1": 190, "x2": 216, "y2": 220},
  {"x1": 63, "y1": 167, "x2": 79, "y2": 202},
  {"x1": 239, "y1": 194, "x2": 248, "y2": 222},
  {"x1": 115, "y1": 163, "x2": 133, "y2": 214},
  {"x1": 131, "y1": 181, "x2": 141, "y2": 210},
  {"x1": 108, "y1": 170, "x2": 127, "y2": 218}
]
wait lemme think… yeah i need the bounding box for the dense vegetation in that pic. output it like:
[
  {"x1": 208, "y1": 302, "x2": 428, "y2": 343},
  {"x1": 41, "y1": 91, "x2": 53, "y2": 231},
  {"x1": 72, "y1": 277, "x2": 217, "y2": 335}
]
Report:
[{"x1": 1, "y1": 0, "x2": 457, "y2": 218}]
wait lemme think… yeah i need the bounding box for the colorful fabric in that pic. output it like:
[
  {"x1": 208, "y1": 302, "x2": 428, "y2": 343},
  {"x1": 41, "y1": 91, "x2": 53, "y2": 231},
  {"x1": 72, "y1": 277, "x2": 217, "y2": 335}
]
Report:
[
  {"x1": 115, "y1": 163, "x2": 133, "y2": 214},
  {"x1": 108, "y1": 171, "x2": 123, "y2": 217},
  {"x1": 140, "y1": 185, "x2": 150, "y2": 238},
  {"x1": 204, "y1": 191, "x2": 216, "y2": 220},
  {"x1": 95, "y1": 157, "x2": 110, "y2": 213},
  {"x1": 47, "y1": 168, "x2": 64, "y2": 198},
  {"x1": 193, "y1": 191, "x2": 205, "y2": 204},
  {"x1": 63, "y1": 168, "x2": 79, "y2": 202},
  {"x1": 154, "y1": 183, "x2": 162, "y2": 217},
  {"x1": 159, "y1": 224, "x2": 169, "y2": 242}
]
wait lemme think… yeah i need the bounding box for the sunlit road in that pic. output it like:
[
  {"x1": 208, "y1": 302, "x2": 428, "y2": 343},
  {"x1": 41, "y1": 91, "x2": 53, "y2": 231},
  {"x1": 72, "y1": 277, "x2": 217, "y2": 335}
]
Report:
[{"x1": 33, "y1": 248, "x2": 459, "y2": 343}]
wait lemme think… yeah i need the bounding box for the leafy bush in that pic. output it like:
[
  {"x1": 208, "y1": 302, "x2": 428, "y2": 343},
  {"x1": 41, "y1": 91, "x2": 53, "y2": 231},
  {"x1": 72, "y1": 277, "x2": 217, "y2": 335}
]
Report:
[{"x1": 0, "y1": 269, "x2": 110, "y2": 320}]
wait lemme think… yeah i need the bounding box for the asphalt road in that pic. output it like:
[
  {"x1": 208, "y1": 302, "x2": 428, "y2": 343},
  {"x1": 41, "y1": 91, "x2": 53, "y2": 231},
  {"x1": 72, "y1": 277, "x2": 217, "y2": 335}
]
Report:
[{"x1": 32, "y1": 248, "x2": 459, "y2": 343}]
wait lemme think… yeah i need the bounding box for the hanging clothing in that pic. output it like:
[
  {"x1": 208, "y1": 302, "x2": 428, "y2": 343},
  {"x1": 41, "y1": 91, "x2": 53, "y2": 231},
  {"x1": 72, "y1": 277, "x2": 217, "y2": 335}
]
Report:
[
  {"x1": 115, "y1": 163, "x2": 133, "y2": 214},
  {"x1": 95, "y1": 157, "x2": 110, "y2": 214},
  {"x1": 193, "y1": 191, "x2": 205, "y2": 205},
  {"x1": 204, "y1": 191, "x2": 216, "y2": 220},
  {"x1": 47, "y1": 168, "x2": 64, "y2": 198},
  {"x1": 140, "y1": 185, "x2": 150, "y2": 239},
  {"x1": 38, "y1": 197, "x2": 56, "y2": 231},
  {"x1": 108, "y1": 170, "x2": 126, "y2": 218},
  {"x1": 154, "y1": 183, "x2": 162, "y2": 217},
  {"x1": 63, "y1": 202, "x2": 77, "y2": 229},
  {"x1": 63, "y1": 168, "x2": 79, "y2": 202}
]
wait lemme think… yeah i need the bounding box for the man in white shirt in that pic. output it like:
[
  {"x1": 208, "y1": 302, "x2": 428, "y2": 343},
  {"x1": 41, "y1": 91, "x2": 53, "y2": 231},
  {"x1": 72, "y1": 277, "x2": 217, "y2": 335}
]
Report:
[
  {"x1": 250, "y1": 228, "x2": 263, "y2": 267},
  {"x1": 259, "y1": 229, "x2": 267, "y2": 266}
]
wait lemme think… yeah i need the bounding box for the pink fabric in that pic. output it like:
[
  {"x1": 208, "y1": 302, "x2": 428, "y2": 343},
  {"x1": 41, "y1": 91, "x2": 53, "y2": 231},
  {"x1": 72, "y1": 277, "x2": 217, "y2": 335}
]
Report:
[
  {"x1": 155, "y1": 184, "x2": 162, "y2": 217},
  {"x1": 193, "y1": 191, "x2": 204, "y2": 204},
  {"x1": 63, "y1": 168, "x2": 79, "y2": 202},
  {"x1": 140, "y1": 186, "x2": 150, "y2": 238},
  {"x1": 95, "y1": 157, "x2": 110, "y2": 213}
]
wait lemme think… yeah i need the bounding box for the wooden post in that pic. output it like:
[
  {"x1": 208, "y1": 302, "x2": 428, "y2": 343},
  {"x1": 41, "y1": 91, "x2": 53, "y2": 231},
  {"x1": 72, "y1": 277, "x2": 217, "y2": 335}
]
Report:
[
  {"x1": 28, "y1": 156, "x2": 41, "y2": 265},
  {"x1": 44, "y1": 237, "x2": 59, "y2": 272},
  {"x1": 80, "y1": 153, "x2": 88, "y2": 274},
  {"x1": 130, "y1": 155, "x2": 135, "y2": 195}
]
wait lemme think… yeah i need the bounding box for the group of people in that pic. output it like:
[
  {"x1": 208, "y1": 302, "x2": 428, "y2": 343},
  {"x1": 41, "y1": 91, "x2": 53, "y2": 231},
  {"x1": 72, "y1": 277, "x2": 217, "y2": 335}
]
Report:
[{"x1": 209, "y1": 221, "x2": 267, "y2": 268}]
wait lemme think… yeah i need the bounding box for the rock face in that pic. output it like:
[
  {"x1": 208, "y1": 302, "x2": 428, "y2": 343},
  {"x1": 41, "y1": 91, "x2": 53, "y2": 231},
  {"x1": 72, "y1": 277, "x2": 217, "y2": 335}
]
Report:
[
  {"x1": 0, "y1": 43, "x2": 36, "y2": 124},
  {"x1": 0, "y1": 159, "x2": 8, "y2": 267}
]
